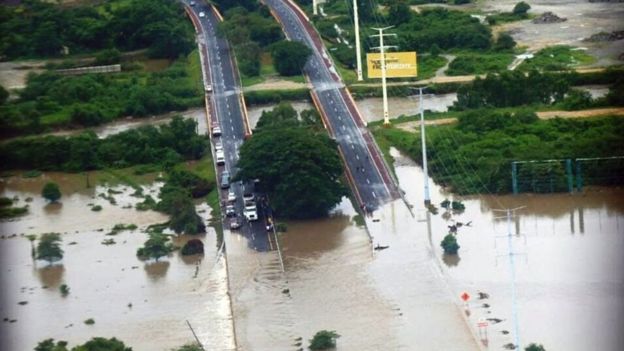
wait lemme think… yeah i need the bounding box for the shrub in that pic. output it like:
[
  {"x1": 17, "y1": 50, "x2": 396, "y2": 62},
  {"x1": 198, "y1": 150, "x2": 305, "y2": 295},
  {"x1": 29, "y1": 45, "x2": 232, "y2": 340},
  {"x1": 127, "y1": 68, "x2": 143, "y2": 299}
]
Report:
[
  {"x1": 441, "y1": 234, "x2": 460, "y2": 254},
  {"x1": 59, "y1": 284, "x2": 70, "y2": 297},
  {"x1": 513, "y1": 1, "x2": 531, "y2": 16},
  {"x1": 309, "y1": 330, "x2": 340, "y2": 350}
]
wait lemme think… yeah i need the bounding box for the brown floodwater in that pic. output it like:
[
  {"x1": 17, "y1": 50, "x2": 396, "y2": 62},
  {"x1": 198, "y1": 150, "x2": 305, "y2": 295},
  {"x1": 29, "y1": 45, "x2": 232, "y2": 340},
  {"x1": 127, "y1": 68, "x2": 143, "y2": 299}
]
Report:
[
  {"x1": 385, "y1": 147, "x2": 624, "y2": 350},
  {"x1": 356, "y1": 93, "x2": 458, "y2": 123},
  {"x1": 0, "y1": 175, "x2": 235, "y2": 351}
]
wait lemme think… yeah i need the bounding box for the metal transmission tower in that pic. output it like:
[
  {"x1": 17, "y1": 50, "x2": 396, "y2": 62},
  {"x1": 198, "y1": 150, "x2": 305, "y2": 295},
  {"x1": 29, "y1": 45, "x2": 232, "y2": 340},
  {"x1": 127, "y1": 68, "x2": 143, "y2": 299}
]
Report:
[
  {"x1": 353, "y1": 0, "x2": 363, "y2": 81},
  {"x1": 370, "y1": 26, "x2": 397, "y2": 126},
  {"x1": 494, "y1": 207, "x2": 527, "y2": 351}
]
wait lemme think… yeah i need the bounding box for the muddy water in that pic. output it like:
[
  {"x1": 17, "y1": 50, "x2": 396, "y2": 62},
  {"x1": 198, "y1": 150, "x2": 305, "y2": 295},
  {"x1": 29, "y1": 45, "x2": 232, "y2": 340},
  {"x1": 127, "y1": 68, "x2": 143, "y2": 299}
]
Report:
[
  {"x1": 386, "y1": 147, "x2": 624, "y2": 350},
  {"x1": 356, "y1": 93, "x2": 457, "y2": 123},
  {"x1": 282, "y1": 198, "x2": 402, "y2": 350},
  {"x1": 0, "y1": 175, "x2": 235, "y2": 350}
]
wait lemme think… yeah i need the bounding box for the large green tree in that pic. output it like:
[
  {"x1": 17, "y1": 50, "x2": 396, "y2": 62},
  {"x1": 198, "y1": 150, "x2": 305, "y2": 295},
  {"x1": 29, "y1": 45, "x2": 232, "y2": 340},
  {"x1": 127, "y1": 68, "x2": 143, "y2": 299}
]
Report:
[
  {"x1": 387, "y1": 0, "x2": 412, "y2": 26},
  {"x1": 270, "y1": 40, "x2": 312, "y2": 76},
  {"x1": 42, "y1": 182, "x2": 62, "y2": 202},
  {"x1": 525, "y1": 344, "x2": 546, "y2": 351},
  {"x1": 36, "y1": 233, "x2": 64, "y2": 263},
  {"x1": 136, "y1": 232, "x2": 173, "y2": 261},
  {"x1": 237, "y1": 109, "x2": 345, "y2": 219}
]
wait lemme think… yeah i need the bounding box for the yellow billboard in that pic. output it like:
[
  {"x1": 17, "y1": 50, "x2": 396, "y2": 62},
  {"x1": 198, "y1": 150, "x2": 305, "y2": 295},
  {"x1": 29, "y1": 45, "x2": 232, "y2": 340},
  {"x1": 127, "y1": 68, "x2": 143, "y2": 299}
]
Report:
[{"x1": 366, "y1": 52, "x2": 417, "y2": 78}]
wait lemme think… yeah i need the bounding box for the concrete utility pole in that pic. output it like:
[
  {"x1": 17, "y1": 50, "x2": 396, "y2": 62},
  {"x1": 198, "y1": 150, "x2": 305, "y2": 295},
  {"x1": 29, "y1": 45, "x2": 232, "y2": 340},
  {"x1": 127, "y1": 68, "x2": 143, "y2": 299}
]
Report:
[
  {"x1": 313, "y1": 0, "x2": 318, "y2": 16},
  {"x1": 417, "y1": 87, "x2": 430, "y2": 205},
  {"x1": 353, "y1": 0, "x2": 363, "y2": 81},
  {"x1": 371, "y1": 26, "x2": 397, "y2": 126}
]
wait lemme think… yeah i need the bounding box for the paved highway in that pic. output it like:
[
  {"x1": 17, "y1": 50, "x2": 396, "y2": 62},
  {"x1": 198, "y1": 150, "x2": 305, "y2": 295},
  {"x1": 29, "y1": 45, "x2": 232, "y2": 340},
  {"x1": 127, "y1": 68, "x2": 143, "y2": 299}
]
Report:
[
  {"x1": 263, "y1": 0, "x2": 401, "y2": 211},
  {"x1": 185, "y1": 2, "x2": 273, "y2": 251}
]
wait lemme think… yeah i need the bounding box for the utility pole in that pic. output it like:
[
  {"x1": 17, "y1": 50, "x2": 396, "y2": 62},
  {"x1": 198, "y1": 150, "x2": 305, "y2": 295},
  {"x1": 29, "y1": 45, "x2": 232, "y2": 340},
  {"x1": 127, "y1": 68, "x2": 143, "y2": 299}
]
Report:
[
  {"x1": 313, "y1": 0, "x2": 318, "y2": 16},
  {"x1": 371, "y1": 26, "x2": 397, "y2": 126},
  {"x1": 417, "y1": 87, "x2": 430, "y2": 205},
  {"x1": 353, "y1": 0, "x2": 363, "y2": 81},
  {"x1": 494, "y1": 207, "x2": 526, "y2": 351}
]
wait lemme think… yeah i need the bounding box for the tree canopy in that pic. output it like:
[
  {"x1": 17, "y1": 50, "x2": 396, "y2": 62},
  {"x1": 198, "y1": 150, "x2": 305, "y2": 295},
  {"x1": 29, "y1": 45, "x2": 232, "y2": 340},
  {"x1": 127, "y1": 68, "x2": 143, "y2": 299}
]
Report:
[
  {"x1": 36, "y1": 233, "x2": 64, "y2": 263},
  {"x1": 136, "y1": 232, "x2": 173, "y2": 261},
  {"x1": 35, "y1": 337, "x2": 132, "y2": 351},
  {"x1": 236, "y1": 104, "x2": 344, "y2": 219},
  {"x1": 394, "y1": 8, "x2": 492, "y2": 52},
  {"x1": 0, "y1": 0, "x2": 193, "y2": 60},
  {"x1": 42, "y1": 182, "x2": 62, "y2": 202},
  {"x1": 454, "y1": 71, "x2": 569, "y2": 110},
  {"x1": 0, "y1": 116, "x2": 207, "y2": 172},
  {"x1": 270, "y1": 40, "x2": 312, "y2": 76}
]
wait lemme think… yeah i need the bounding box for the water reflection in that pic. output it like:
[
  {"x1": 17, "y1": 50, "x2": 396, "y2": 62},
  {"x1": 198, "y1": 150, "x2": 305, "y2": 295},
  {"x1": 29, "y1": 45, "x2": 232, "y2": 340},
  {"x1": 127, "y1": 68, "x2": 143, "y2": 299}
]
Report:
[
  {"x1": 43, "y1": 202, "x2": 63, "y2": 214},
  {"x1": 443, "y1": 253, "x2": 461, "y2": 267},
  {"x1": 36, "y1": 264, "x2": 64, "y2": 288},
  {"x1": 143, "y1": 260, "x2": 170, "y2": 281}
]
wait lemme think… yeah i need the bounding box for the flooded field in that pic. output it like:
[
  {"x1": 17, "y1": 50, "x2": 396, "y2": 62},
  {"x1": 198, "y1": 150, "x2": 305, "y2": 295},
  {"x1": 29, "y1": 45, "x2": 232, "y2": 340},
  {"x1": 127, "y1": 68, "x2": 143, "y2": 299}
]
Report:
[
  {"x1": 0, "y1": 173, "x2": 234, "y2": 350},
  {"x1": 385, "y1": 147, "x2": 624, "y2": 350}
]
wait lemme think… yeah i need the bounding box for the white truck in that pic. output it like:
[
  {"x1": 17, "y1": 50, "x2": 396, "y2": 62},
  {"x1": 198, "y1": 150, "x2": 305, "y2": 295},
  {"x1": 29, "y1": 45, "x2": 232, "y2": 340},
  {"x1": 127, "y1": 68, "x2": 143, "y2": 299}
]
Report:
[{"x1": 243, "y1": 200, "x2": 258, "y2": 221}]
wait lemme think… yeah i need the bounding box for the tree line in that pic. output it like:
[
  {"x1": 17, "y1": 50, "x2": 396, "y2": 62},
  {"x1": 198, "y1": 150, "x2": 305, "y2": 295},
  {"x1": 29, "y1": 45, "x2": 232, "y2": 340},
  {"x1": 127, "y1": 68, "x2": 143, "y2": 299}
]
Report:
[
  {"x1": 0, "y1": 117, "x2": 206, "y2": 172},
  {"x1": 0, "y1": 0, "x2": 194, "y2": 60},
  {"x1": 0, "y1": 57, "x2": 202, "y2": 137},
  {"x1": 374, "y1": 112, "x2": 624, "y2": 194}
]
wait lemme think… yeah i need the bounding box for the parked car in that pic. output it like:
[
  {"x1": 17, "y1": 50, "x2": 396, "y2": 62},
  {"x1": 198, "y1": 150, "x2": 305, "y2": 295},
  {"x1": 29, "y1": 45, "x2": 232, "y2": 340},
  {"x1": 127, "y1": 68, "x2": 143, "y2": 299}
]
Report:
[
  {"x1": 227, "y1": 190, "x2": 236, "y2": 202},
  {"x1": 190, "y1": 1, "x2": 196, "y2": 6},
  {"x1": 216, "y1": 150, "x2": 225, "y2": 165},
  {"x1": 221, "y1": 171, "x2": 230, "y2": 189},
  {"x1": 225, "y1": 204, "x2": 236, "y2": 217},
  {"x1": 214, "y1": 141, "x2": 223, "y2": 151},
  {"x1": 230, "y1": 218, "x2": 241, "y2": 230},
  {"x1": 212, "y1": 125, "x2": 221, "y2": 137},
  {"x1": 199, "y1": 11, "x2": 205, "y2": 17}
]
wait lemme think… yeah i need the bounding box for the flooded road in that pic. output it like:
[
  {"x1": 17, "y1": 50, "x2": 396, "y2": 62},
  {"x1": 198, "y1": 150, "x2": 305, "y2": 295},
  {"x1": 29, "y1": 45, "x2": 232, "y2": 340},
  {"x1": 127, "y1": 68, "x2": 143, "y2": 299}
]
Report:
[
  {"x1": 0, "y1": 174, "x2": 235, "y2": 350},
  {"x1": 386, "y1": 147, "x2": 624, "y2": 350}
]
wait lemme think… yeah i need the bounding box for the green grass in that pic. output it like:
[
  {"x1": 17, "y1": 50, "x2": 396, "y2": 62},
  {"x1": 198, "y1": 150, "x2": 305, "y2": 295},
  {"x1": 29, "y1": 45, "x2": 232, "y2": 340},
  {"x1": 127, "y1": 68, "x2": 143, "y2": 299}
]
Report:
[
  {"x1": 241, "y1": 53, "x2": 306, "y2": 87},
  {"x1": 486, "y1": 12, "x2": 533, "y2": 25},
  {"x1": 418, "y1": 54, "x2": 448, "y2": 80},
  {"x1": 41, "y1": 107, "x2": 72, "y2": 126},
  {"x1": 242, "y1": 75, "x2": 266, "y2": 87},
  {"x1": 187, "y1": 49, "x2": 203, "y2": 95},
  {"x1": 180, "y1": 153, "x2": 216, "y2": 184},
  {"x1": 518, "y1": 46, "x2": 596, "y2": 72},
  {"x1": 446, "y1": 52, "x2": 515, "y2": 75}
]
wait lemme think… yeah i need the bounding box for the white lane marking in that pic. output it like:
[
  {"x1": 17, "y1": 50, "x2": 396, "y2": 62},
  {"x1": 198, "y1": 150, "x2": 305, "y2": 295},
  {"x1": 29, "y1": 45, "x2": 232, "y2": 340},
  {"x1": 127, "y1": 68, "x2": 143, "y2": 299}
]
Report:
[
  {"x1": 341, "y1": 125, "x2": 346, "y2": 131},
  {"x1": 233, "y1": 135, "x2": 237, "y2": 140},
  {"x1": 372, "y1": 191, "x2": 377, "y2": 198},
  {"x1": 231, "y1": 126, "x2": 234, "y2": 131},
  {"x1": 351, "y1": 144, "x2": 354, "y2": 149},
  {"x1": 356, "y1": 154, "x2": 360, "y2": 160},
  {"x1": 366, "y1": 178, "x2": 370, "y2": 184}
]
